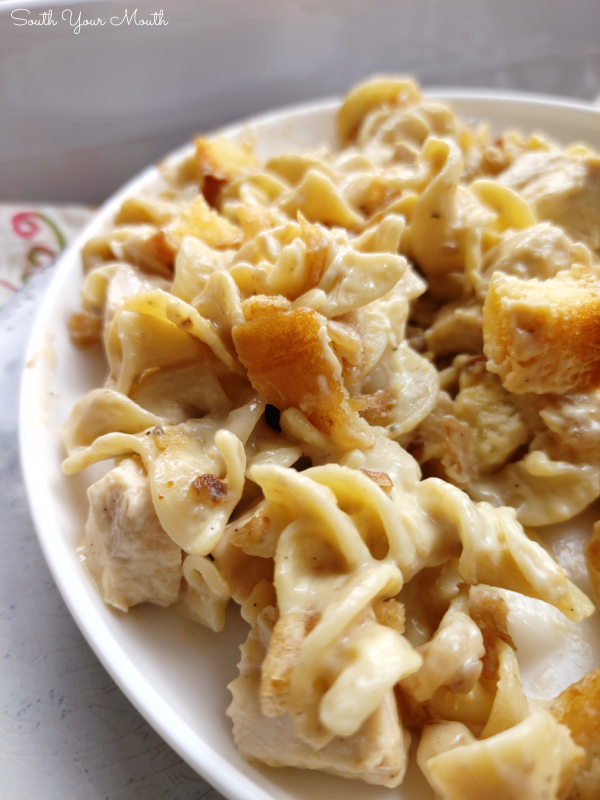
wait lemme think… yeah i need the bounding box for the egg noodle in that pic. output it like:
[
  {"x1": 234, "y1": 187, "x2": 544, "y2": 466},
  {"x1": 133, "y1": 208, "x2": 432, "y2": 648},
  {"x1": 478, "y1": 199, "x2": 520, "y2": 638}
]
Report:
[{"x1": 63, "y1": 77, "x2": 600, "y2": 798}]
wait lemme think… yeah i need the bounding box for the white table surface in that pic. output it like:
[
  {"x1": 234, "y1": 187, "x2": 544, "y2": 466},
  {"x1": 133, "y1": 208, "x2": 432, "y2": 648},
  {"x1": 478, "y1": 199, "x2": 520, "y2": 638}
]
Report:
[{"x1": 0, "y1": 267, "x2": 224, "y2": 800}]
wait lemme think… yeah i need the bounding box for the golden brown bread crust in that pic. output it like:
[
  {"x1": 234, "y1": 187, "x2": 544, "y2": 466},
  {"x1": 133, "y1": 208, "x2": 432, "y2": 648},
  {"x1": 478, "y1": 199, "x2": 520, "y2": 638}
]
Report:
[
  {"x1": 549, "y1": 667, "x2": 600, "y2": 747},
  {"x1": 232, "y1": 304, "x2": 372, "y2": 448},
  {"x1": 585, "y1": 521, "x2": 600, "y2": 607},
  {"x1": 483, "y1": 264, "x2": 600, "y2": 394},
  {"x1": 549, "y1": 666, "x2": 600, "y2": 800}
]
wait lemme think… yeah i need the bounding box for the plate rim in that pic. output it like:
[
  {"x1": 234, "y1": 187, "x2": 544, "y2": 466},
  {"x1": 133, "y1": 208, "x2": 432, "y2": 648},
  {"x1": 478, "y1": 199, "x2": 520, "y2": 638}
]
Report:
[{"x1": 18, "y1": 87, "x2": 600, "y2": 800}]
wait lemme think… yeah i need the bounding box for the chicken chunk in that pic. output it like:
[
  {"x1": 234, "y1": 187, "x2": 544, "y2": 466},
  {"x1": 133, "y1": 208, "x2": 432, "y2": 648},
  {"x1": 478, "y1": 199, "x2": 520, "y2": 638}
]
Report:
[
  {"x1": 83, "y1": 458, "x2": 182, "y2": 611},
  {"x1": 227, "y1": 607, "x2": 410, "y2": 787},
  {"x1": 501, "y1": 151, "x2": 600, "y2": 252}
]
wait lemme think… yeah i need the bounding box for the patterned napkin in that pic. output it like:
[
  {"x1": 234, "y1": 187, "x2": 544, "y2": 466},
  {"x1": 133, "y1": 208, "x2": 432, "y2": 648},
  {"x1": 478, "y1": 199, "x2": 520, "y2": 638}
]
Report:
[{"x1": 0, "y1": 204, "x2": 94, "y2": 309}]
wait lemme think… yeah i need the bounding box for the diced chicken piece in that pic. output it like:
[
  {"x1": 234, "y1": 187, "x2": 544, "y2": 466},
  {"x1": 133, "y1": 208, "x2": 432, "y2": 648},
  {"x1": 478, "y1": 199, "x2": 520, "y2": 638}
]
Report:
[
  {"x1": 538, "y1": 390, "x2": 600, "y2": 464},
  {"x1": 483, "y1": 265, "x2": 600, "y2": 394},
  {"x1": 474, "y1": 222, "x2": 585, "y2": 300},
  {"x1": 83, "y1": 458, "x2": 182, "y2": 611},
  {"x1": 424, "y1": 300, "x2": 483, "y2": 358},
  {"x1": 450, "y1": 357, "x2": 536, "y2": 476},
  {"x1": 501, "y1": 151, "x2": 600, "y2": 252},
  {"x1": 227, "y1": 607, "x2": 410, "y2": 787},
  {"x1": 399, "y1": 390, "x2": 454, "y2": 465}
]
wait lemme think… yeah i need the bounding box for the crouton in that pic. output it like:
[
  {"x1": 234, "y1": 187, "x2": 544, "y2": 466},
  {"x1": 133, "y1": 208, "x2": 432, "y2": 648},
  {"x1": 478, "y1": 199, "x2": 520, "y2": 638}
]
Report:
[
  {"x1": 584, "y1": 520, "x2": 600, "y2": 607},
  {"x1": 348, "y1": 390, "x2": 396, "y2": 425},
  {"x1": 483, "y1": 265, "x2": 600, "y2": 394},
  {"x1": 549, "y1": 666, "x2": 600, "y2": 800},
  {"x1": 230, "y1": 502, "x2": 276, "y2": 558},
  {"x1": 232, "y1": 305, "x2": 373, "y2": 448}
]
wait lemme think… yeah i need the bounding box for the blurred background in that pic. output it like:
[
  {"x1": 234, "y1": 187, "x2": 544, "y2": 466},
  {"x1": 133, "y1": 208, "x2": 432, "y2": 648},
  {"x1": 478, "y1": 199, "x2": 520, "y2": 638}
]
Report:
[{"x1": 2, "y1": 0, "x2": 600, "y2": 204}]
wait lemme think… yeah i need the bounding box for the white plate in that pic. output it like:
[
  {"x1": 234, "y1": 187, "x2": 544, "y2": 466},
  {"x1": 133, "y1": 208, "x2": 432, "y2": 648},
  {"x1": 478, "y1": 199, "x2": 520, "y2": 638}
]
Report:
[{"x1": 19, "y1": 91, "x2": 600, "y2": 800}]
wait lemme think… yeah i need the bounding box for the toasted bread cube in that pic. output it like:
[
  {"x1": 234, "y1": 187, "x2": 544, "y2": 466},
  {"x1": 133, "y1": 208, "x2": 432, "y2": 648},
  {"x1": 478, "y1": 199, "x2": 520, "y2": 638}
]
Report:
[
  {"x1": 585, "y1": 521, "x2": 600, "y2": 606},
  {"x1": 232, "y1": 305, "x2": 372, "y2": 448},
  {"x1": 549, "y1": 666, "x2": 600, "y2": 800},
  {"x1": 483, "y1": 265, "x2": 600, "y2": 394}
]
